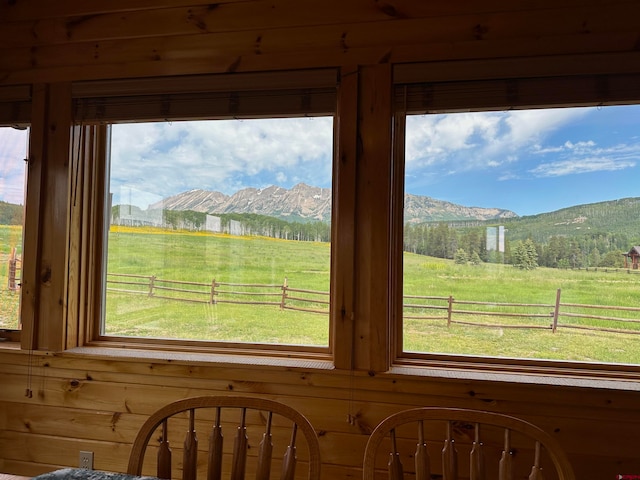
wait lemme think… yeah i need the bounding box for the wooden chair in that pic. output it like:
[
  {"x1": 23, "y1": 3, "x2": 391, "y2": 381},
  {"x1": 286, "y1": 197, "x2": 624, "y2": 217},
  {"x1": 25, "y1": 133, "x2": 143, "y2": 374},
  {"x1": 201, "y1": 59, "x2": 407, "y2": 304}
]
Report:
[
  {"x1": 363, "y1": 407, "x2": 575, "y2": 480},
  {"x1": 127, "y1": 396, "x2": 321, "y2": 480}
]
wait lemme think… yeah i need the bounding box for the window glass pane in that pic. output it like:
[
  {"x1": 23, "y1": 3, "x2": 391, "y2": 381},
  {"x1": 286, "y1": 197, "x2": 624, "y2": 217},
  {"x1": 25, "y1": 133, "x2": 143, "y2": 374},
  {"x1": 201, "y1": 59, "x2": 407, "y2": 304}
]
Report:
[
  {"x1": 0, "y1": 126, "x2": 28, "y2": 330},
  {"x1": 403, "y1": 104, "x2": 640, "y2": 365},
  {"x1": 105, "y1": 118, "x2": 333, "y2": 347}
]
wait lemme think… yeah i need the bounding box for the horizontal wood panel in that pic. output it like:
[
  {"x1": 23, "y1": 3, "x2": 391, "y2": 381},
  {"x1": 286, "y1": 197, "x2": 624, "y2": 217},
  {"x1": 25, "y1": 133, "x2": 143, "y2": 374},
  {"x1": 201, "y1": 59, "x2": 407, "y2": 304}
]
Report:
[
  {"x1": 3, "y1": 2, "x2": 639, "y2": 49},
  {"x1": 1, "y1": 0, "x2": 635, "y2": 23},
  {"x1": 2, "y1": 30, "x2": 638, "y2": 86}
]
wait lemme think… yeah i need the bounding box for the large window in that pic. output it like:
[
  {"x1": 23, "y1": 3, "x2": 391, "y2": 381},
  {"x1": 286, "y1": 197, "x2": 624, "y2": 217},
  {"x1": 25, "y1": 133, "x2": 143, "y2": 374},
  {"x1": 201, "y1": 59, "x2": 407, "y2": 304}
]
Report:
[
  {"x1": 398, "y1": 103, "x2": 640, "y2": 367},
  {"x1": 0, "y1": 126, "x2": 28, "y2": 333},
  {"x1": 103, "y1": 118, "x2": 333, "y2": 349},
  {"x1": 70, "y1": 71, "x2": 339, "y2": 354}
]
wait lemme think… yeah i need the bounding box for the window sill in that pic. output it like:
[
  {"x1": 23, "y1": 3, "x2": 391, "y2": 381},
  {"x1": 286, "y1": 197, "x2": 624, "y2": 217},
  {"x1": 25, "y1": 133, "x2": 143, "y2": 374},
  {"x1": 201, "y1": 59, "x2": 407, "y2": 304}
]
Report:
[
  {"x1": 391, "y1": 360, "x2": 640, "y2": 391},
  {"x1": 0, "y1": 339, "x2": 21, "y2": 350},
  {"x1": 64, "y1": 345, "x2": 335, "y2": 371}
]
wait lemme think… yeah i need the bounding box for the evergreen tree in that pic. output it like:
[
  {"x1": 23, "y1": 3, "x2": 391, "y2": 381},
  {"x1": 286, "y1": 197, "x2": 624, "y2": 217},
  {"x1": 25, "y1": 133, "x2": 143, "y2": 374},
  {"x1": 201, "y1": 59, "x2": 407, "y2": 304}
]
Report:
[
  {"x1": 454, "y1": 248, "x2": 468, "y2": 264},
  {"x1": 512, "y1": 239, "x2": 538, "y2": 270}
]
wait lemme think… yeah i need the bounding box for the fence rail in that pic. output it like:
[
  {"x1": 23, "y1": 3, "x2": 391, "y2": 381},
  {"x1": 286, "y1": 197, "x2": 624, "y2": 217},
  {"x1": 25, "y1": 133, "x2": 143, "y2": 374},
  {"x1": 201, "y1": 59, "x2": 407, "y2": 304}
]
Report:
[
  {"x1": 404, "y1": 289, "x2": 640, "y2": 335},
  {"x1": 106, "y1": 273, "x2": 329, "y2": 314},
  {"x1": 104, "y1": 273, "x2": 640, "y2": 336}
]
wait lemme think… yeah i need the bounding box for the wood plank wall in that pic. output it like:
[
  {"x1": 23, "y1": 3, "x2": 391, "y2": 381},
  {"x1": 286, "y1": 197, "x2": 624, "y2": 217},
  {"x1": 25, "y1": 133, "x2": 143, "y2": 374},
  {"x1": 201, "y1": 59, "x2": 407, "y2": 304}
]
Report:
[{"x1": 2, "y1": 1, "x2": 640, "y2": 479}]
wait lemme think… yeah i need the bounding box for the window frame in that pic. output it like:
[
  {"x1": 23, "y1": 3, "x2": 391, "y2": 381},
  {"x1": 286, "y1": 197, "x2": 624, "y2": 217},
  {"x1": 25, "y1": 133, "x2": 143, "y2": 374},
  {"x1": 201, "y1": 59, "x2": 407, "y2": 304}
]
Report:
[
  {"x1": 71, "y1": 70, "x2": 340, "y2": 360},
  {"x1": 390, "y1": 69, "x2": 640, "y2": 378},
  {"x1": 0, "y1": 85, "x2": 31, "y2": 344}
]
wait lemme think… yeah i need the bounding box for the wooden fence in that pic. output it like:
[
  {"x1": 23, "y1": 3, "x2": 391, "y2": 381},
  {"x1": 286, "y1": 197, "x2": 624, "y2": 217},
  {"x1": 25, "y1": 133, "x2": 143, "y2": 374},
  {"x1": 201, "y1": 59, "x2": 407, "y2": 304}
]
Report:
[
  {"x1": 6, "y1": 248, "x2": 21, "y2": 291},
  {"x1": 29, "y1": 272, "x2": 640, "y2": 335},
  {"x1": 106, "y1": 273, "x2": 330, "y2": 315},
  {"x1": 404, "y1": 289, "x2": 640, "y2": 335}
]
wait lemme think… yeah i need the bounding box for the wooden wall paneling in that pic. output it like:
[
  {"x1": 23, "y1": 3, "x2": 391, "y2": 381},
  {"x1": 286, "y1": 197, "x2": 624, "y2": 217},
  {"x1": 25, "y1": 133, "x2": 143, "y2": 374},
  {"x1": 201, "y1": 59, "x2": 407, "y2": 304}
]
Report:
[
  {"x1": 4, "y1": 5, "x2": 639, "y2": 60},
  {"x1": 3, "y1": 3, "x2": 640, "y2": 85},
  {"x1": 4, "y1": 0, "x2": 637, "y2": 22},
  {"x1": 354, "y1": 64, "x2": 393, "y2": 373},
  {"x1": 0, "y1": 1, "x2": 395, "y2": 48},
  {"x1": 2, "y1": 349, "x2": 640, "y2": 478},
  {"x1": 0, "y1": 431, "x2": 132, "y2": 473},
  {"x1": 0, "y1": 0, "x2": 251, "y2": 22},
  {"x1": 2, "y1": 34, "x2": 639, "y2": 86},
  {"x1": 332, "y1": 66, "x2": 358, "y2": 371},
  {"x1": 0, "y1": 0, "x2": 637, "y2": 47}
]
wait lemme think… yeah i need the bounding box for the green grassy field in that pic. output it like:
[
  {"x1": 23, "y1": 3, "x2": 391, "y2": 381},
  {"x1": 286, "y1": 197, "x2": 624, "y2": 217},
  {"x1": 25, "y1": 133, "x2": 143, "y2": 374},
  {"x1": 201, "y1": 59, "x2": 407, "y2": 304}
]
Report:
[
  {"x1": 0, "y1": 225, "x2": 22, "y2": 329},
  {"x1": 3, "y1": 224, "x2": 640, "y2": 364},
  {"x1": 105, "y1": 226, "x2": 331, "y2": 346},
  {"x1": 403, "y1": 253, "x2": 640, "y2": 364}
]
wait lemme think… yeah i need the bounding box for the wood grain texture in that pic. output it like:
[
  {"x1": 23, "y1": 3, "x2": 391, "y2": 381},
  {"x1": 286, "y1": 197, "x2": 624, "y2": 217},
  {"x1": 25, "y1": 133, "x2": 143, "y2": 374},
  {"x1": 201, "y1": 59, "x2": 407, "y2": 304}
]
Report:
[
  {"x1": 2, "y1": 349, "x2": 640, "y2": 479},
  {"x1": 2, "y1": 1, "x2": 640, "y2": 479}
]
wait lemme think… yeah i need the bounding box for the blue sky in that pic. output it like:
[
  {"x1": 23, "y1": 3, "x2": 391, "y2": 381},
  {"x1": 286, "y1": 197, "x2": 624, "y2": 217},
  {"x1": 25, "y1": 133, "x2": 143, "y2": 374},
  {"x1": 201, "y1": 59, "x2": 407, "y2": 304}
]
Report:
[
  {"x1": 0, "y1": 104, "x2": 639, "y2": 216},
  {"x1": 406, "y1": 105, "x2": 640, "y2": 216}
]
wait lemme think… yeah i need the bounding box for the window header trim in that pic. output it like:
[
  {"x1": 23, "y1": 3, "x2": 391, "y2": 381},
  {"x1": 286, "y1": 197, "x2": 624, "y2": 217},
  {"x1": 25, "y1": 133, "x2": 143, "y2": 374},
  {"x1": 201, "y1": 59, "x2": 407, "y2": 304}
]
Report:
[{"x1": 394, "y1": 73, "x2": 640, "y2": 114}]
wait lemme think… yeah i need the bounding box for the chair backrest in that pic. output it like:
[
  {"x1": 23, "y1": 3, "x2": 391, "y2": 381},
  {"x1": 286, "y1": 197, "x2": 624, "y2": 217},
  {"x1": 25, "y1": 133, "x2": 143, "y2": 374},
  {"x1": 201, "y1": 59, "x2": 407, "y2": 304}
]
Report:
[
  {"x1": 363, "y1": 407, "x2": 575, "y2": 480},
  {"x1": 127, "y1": 396, "x2": 321, "y2": 480}
]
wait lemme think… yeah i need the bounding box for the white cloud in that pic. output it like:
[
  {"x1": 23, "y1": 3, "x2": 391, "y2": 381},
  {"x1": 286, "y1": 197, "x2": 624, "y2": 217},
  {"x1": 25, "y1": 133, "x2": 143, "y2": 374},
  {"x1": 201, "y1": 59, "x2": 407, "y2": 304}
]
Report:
[
  {"x1": 529, "y1": 137, "x2": 640, "y2": 177},
  {"x1": 110, "y1": 117, "x2": 333, "y2": 208},
  {"x1": 0, "y1": 127, "x2": 29, "y2": 204},
  {"x1": 530, "y1": 156, "x2": 636, "y2": 177},
  {"x1": 405, "y1": 108, "x2": 589, "y2": 174}
]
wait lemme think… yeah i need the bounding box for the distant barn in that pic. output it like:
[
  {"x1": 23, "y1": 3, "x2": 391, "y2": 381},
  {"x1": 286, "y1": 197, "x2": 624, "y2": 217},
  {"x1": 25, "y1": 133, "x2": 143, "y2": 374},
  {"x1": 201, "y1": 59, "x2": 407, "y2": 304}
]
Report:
[{"x1": 623, "y1": 246, "x2": 640, "y2": 269}]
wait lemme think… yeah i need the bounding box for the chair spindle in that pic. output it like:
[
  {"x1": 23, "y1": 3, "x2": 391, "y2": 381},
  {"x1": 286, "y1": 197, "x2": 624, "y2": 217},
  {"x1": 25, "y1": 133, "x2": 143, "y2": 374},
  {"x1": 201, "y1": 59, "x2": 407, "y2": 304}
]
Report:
[
  {"x1": 498, "y1": 429, "x2": 513, "y2": 480},
  {"x1": 415, "y1": 420, "x2": 430, "y2": 480},
  {"x1": 207, "y1": 407, "x2": 223, "y2": 480},
  {"x1": 231, "y1": 408, "x2": 249, "y2": 480},
  {"x1": 255, "y1": 411, "x2": 274, "y2": 480},
  {"x1": 183, "y1": 409, "x2": 198, "y2": 480},
  {"x1": 280, "y1": 422, "x2": 298, "y2": 480},
  {"x1": 387, "y1": 428, "x2": 403, "y2": 480},
  {"x1": 157, "y1": 419, "x2": 172, "y2": 480},
  {"x1": 470, "y1": 423, "x2": 485, "y2": 480},
  {"x1": 442, "y1": 421, "x2": 458, "y2": 480},
  {"x1": 528, "y1": 441, "x2": 544, "y2": 480}
]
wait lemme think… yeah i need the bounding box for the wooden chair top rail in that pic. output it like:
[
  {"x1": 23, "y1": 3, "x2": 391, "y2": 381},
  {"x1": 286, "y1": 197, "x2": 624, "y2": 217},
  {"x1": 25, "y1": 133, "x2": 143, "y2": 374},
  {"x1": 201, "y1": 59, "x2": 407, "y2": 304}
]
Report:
[{"x1": 363, "y1": 407, "x2": 576, "y2": 480}]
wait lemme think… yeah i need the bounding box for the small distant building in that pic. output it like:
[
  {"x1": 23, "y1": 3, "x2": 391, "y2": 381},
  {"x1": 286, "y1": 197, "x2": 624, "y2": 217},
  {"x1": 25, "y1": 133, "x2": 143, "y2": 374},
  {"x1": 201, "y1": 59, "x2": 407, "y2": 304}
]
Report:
[{"x1": 623, "y1": 246, "x2": 640, "y2": 269}]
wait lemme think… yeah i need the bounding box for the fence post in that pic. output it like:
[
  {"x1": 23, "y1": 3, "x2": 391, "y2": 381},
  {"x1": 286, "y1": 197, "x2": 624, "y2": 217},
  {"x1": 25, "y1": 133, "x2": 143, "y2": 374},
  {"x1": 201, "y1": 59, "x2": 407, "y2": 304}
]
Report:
[
  {"x1": 7, "y1": 247, "x2": 17, "y2": 291},
  {"x1": 210, "y1": 278, "x2": 217, "y2": 304},
  {"x1": 149, "y1": 275, "x2": 156, "y2": 297},
  {"x1": 281, "y1": 277, "x2": 288, "y2": 310},
  {"x1": 447, "y1": 295, "x2": 454, "y2": 327},
  {"x1": 552, "y1": 288, "x2": 561, "y2": 333}
]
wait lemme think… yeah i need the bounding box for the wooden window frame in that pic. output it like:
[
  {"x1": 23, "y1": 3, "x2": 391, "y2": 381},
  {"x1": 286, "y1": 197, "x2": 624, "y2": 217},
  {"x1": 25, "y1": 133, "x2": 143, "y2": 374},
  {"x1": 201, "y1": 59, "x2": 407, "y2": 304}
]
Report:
[
  {"x1": 68, "y1": 70, "x2": 343, "y2": 361},
  {"x1": 0, "y1": 85, "x2": 31, "y2": 344},
  {"x1": 390, "y1": 66, "x2": 640, "y2": 379}
]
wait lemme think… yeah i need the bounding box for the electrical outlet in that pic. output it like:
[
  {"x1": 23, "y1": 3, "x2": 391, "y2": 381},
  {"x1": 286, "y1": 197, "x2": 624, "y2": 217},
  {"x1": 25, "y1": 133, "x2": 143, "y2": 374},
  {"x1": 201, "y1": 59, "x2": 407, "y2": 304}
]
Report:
[{"x1": 79, "y1": 451, "x2": 94, "y2": 470}]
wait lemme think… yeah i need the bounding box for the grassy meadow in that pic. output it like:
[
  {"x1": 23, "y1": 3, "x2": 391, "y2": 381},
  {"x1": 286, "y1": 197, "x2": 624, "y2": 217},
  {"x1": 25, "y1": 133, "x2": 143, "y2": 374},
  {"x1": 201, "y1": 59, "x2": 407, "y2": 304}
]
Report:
[
  {"x1": 3, "y1": 223, "x2": 640, "y2": 364},
  {"x1": 0, "y1": 225, "x2": 22, "y2": 329},
  {"x1": 403, "y1": 253, "x2": 640, "y2": 364},
  {"x1": 105, "y1": 226, "x2": 331, "y2": 346}
]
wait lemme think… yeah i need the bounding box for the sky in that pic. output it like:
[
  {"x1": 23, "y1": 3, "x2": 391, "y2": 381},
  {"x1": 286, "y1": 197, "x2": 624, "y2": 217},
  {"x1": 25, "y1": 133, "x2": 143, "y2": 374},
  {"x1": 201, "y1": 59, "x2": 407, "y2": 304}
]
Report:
[{"x1": 1, "y1": 104, "x2": 639, "y2": 216}]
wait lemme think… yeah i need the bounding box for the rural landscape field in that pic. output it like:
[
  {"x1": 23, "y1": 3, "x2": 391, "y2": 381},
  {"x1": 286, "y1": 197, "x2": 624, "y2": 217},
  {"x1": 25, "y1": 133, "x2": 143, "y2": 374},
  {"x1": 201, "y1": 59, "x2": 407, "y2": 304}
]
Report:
[{"x1": 3, "y1": 221, "x2": 640, "y2": 365}]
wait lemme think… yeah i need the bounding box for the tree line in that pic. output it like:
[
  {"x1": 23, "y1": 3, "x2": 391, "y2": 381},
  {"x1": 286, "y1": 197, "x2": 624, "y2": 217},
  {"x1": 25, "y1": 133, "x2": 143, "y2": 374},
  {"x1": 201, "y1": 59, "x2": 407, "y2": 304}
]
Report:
[
  {"x1": 405, "y1": 222, "x2": 633, "y2": 269},
  {"x1": 112, "y1": 206, "x2": 331, "y2": 243},
  {"x1": 0, "y1": 201, "x2": 23, "y2": 226},
  {"x1": 112, "y1": 205, "x2": 635, "y2": 270}
]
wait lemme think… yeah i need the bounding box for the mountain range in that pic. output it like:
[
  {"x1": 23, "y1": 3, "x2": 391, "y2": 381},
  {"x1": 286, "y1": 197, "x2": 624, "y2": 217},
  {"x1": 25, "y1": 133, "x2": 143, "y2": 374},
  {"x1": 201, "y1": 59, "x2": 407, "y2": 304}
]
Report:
[{"x1": 152, "y1": 183, "x2": 517, "y2": 224}]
